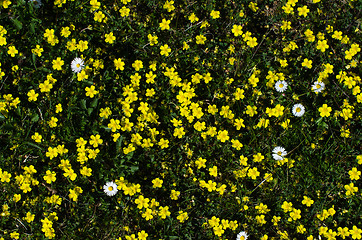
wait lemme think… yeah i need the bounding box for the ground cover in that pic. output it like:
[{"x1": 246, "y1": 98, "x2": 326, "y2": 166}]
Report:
[{"x1": 0, "y1": 0, "x2": 361, "y2": 239}]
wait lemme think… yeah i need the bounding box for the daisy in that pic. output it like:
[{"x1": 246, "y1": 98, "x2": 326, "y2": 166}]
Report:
[
  {"x1": 311, "y1": 81, "x2": 325, "y2": 93},
  {"x1": 236, "y1": 231, "x2": 248, "y2": 240},
  {"x1": 275, "y1": 80, "x2": 288, "y2": 92},
  {"x1": 71, "y1": 57, "x2": 85, "y2": 73},
  {"x1": 29, "y1": 0, "x2": 42, "y2": 8},
  {"x1": 272, "y1": 146, "x2": 287, "y2": 161},
  {"x1": 103, "y1": 181, "x2": 118, "y2": 196},
  {"x1": 292, "y1": 103, "x2": 305, "y2": 117}
]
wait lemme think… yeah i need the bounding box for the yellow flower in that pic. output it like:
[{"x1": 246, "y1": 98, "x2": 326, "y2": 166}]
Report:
[
  {"x1": 152, "y1": 178, "x2": 163, "y2": 188},
  {"x1": 89, "y1": 134, "x2": 103, "y2": 147},
  {"x1": 160, "y1": 44, "x2": 171, "y2": 56},
  {"x1": 177, "y1": 210, "x2": 188, "y2": 223},
  {"x1": 349, "y1": 167, "x2": 361, "y2": 180},
  {"x1": 48, "y1": 117, "x2": 58, "y2": 128},
  {"x1": 119, "y1": 6, "x2": 130, "y2": 17},
  {"x1": 232, "y1": 24, "x2": 243, "y2": 37},
  {"x1": 27, "y1": 89, "x2": 38, "y2": 102},
  {"x1": 7, "y1": 46, "x2": 18, "y2": 57},
  {"x1": 55, "y1": 103, "x2": 62, "y2": 113},
  {"x1": 105, "y1": 32, "x2": 116, "y2": 44},
  {"x1": 67, "y1": 39, "x2": 77, "y2": 51},
  {"x1": 302, "y1": 58, "x2": 312, "y2": 68},
  {"x1": 318, "y1": 104, "x2": 332, "y2": 117},
  {"x1": 108, "y1": 119, "x2": 121, "y2": 132},
  {"x1": 317, "y1": 39, "x2": 329, "y2": 52},
  {"x1": 114, "y1": 58, "x2": 125, "y2": 70},
  {"x1": 209, "y1": 166, "x2": 218, "y2": 177},
  {"x1": 52, "y1": 57, "x2": 64, "y2": 70},
  {"x1": 245, "y1": 105, "x2": 257, "y2": 117},
  {"x1": 210, "y1": 10, "x2": 220, "y2": 19},
  {"x1": 344, "y1": 182, "x2": 358, "y2": 196},
  {"x1": 43, "y1": 170, "x2": 56, "y2": 184},
  {"x1": 301, "y1": 196, "x2": 314, "y2": 207},
  {"x1": 10, "y1": 232, "x2": 19, "y2": 239},
  {"x1": 217, "y1": 130, "x2": 229, "y2": 142},
  {"x1": 77, "y1": 40, "x2": 88, "y2": 52},
  {"x1": 31, "y1": 45, "x2": 44, "y2": 56},
  {"x1": 188, "y1": 13, "x2": 199, "y2": 23},
  {"x1": 80, "y1": 166, "x2": 92, "y2": 177},
  {"x1": 163, "y1": 0, "x2": 175, "y2": 12},
  {"x1": 173, "y1": 127, "x2": 185, "y2": 138},
  {"x1": 132, "y1": 60, "x2": 143, "y2": 71},
  {"x1": 135, "y1": 195, "x2": 149, "y2": 209},
  {"x1": 64, "y1": 168, "x2": 77, "y2": 181},
  {"x1": 349, "y1": 226, "x2": 362, "y2": 239},
  {"x1": 158, "y1": 206, "x2": 171, "y2": 219},
  {"x1": 158, "y1": 138, "x2": 169, "y2": 149},
  {"x1": 24, "y1": 212, "x2": 35, "y2": 223},
  {"x1": 297, "y1": 6, "x2": 309, "y2": 17},
  {"x1": 159, "y1": 19, "x2": 170, "y2": 30},
  {"x1": 94, "y1": 11, "x2": 105, "y2": 22},
  {"x1": 196, "y1": 35, "x2": 206, "y2": 44},
  {"x1": 60, "y1": 27, "x2": 71, "y2": 37},
  {"x1": 147, "y1": 34, "x2": 158, "y2": 46},
  {"x1": 289, "y1": 208, "x2": 301, "y2": 221},
  {"x1": 247, "y1": 167, "x2": 260, "y2": 179},
  {"x1": 247, "y1": 37, "x2": 258, "y2": 48},
  {"x1": 85, "y1": 85, "x2": 99, "y2": 98},
  {"x1": 253, "y1": 153, "x2": 264, "y2": 162},
  {"x1": 170, "y1": 189, "x2": 180, "y2": 200}
]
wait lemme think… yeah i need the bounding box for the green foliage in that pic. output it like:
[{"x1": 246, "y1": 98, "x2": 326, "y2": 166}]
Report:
[{"x1": 0, "y1": 0, "x2": 361, "y2": 239}]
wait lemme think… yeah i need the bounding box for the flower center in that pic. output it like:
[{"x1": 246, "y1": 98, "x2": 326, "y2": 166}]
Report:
[
  {"x1": 108, "y1": 186, "x2": 113, "y2": 191},
  {"x1": 277, "y1": 151, "x2": 282, "y2": 156},
  {"x1": 279, "y1": 84, "x2": 284, "y2": 88},
  {"x1": 296, "y1": 107, "x2": 301, "y2": 112},
  {"x1": 76, "y1": 64, "x2": 80, "y2": 68},
  {"x1": 316, "y1": 84, "x2": 321, "y2": 89}
]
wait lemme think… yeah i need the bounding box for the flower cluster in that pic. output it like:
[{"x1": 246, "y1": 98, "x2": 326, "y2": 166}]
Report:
[{"x1": 0, "y1": 0, "x2": 361, "y2": 239}]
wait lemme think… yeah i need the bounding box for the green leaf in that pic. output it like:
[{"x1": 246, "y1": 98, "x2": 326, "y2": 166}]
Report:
[
  {"x1": 129, "y1": 165, "x2": 139, "y2": 173},
  {"x1": 126, "y1": 151, "x2": 134, "y2": 160},
  {"x1": 80, "y1": 99, "x2": 87, "y2": 110},
  {"x1": 90, "y1": 98, "x2": 98, "y2": 108},
  {"x1": 87, "y1": 107, "x2": 94, "y2": 115},
  {"x1": 0, "y1": 113, "x2": 5, "y2": 121},
  {"x1": 29, "y1": 22, "x2": 35, "y2": 34},
  {"x1": 31, "y1": 114, "x2": 39, "y2": 122},
  {"x1": 24, "y1": 141, "x2": 43, "y2": 150},
  {"x1": 116, "y1": 135, "x2": 124, "y2": 152},
  {"x1": 32, "y1": 53, "x2": 36, "y2": 67},
  {"x1": 11, "y1": 18, "x2": 23, "y2": 30}
]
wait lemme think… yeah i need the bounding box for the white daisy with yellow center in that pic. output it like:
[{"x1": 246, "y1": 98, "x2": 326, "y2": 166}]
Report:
[
  {"x1": 292, "y1": 103, "x2": 305, "y2": 117},
  {"x1": 71, "y1": 57, "x2": 85, "y2": 73},
  {"x1": 311, "y1": 80, "x2": 325, "y2": 93},
  {"x1": 272, "y1": 146, "x2": 287, "y2": 161},
  {"x1": 103, "y1": 181, "x2": 118, "y2": 196},
  {"x1": 236, "y1": 231, "x2": 248, "y2": 240},
  {"x1": 275, "y1": 80, "x2": 288, "y2": 92}
]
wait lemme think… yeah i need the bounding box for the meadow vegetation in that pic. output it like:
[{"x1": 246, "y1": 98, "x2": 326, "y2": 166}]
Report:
[{"x1": 0, "y1": 0, "x2": 361, "y2": 239}]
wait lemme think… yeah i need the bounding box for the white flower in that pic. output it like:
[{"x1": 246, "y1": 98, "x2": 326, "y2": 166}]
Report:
[
  {"x1": 292, "y1": 103, "x2": 305, "y2": 117},
  {"x1": 71, "y1": 57, "x2": 85, "y2": 73},
  {"x1": 272, "y1": 146, "x2": 287, "y2": 161},
  {"x1": 236, "y1": 231, "x2": 248, "y2": 240},
  {"x1": 29, "y1": 0, "x2": 42, "y2": 8},
  {"x1": 275, "y1": 80, "x2": 288, "y2": 92},
  {"x1": 103, "y1": 181, "x2": 118, "y2": 196},
  {"x1": 311, "y1": 81, "x2": 325, "y2": 93}
]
